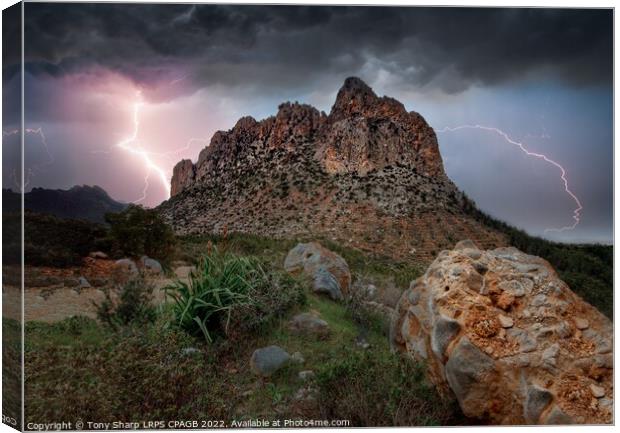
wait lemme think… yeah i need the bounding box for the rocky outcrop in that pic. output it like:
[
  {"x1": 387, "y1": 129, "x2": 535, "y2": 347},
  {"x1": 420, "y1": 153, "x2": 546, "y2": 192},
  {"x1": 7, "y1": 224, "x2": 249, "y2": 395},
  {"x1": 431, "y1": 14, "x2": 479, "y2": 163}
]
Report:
[
  {"x1": 316, "y1": 77, "x2": 444, "y2": 177},
  {"x1": 284, "y1": 242, "x2": 351, "y2": 300},
  {"x1": 391, "y1": 241, "x2": 613, "y2": 425},
  {"x1": 162, "y1": 78, "x2": 507, "y2": 263},
  {"x1": 169, "y1": 78, "x2": 444, "y2": 196},
  {"x1": 171, "y1": 159, "x2": 195, "y2": 196}
]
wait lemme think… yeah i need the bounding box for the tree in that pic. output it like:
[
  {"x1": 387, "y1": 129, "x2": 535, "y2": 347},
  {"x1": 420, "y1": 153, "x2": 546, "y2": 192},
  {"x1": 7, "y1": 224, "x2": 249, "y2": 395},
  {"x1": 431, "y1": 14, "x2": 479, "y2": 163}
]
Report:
[{"x1": 105, "y1": 205, "x2": 176, "y2": 261}]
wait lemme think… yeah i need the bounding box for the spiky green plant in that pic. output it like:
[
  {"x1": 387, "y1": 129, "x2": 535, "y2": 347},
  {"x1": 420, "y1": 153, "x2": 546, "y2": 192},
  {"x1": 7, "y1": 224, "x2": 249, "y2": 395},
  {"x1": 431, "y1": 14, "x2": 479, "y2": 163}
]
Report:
[{"x1": 165, "y1": 248, "x2": 267, "y2": 342}]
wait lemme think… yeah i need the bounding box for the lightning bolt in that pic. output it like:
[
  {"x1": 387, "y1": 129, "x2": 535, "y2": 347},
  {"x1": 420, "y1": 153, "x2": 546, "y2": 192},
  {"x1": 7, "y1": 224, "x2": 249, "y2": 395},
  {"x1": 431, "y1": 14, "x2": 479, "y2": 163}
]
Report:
[
  {"x1": 2, "y1": 127, "x2": 54, "y2": 192},
  {"x1": 101, "y1": 91, "x2": 208, "y2": 204},
  {"x1": 436, "y1": 125, "x2": 582, "y2": 233},
  {"x1": 115, "y1": 92, "x2": 172, "y2": 202}
]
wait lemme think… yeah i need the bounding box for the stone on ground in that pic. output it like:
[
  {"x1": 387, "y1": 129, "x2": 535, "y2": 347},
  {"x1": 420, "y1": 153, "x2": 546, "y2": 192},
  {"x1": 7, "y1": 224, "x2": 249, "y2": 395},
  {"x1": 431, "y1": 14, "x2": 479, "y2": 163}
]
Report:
[
  {"x1": 284, "y1": 242, "x2": 351, "y2": 300},
  {"x1": 250, "y1": 345, "x2": 291, "y2": 377},
  {"x1": 140, "y1": 256, "x2": 163, "y2": 274},
  {"x1": 88, "y1": 251, "x2": 109, "y2": 259},
  {"x1": 288, "y1": 312, "x2": 330, "y2": 338}
]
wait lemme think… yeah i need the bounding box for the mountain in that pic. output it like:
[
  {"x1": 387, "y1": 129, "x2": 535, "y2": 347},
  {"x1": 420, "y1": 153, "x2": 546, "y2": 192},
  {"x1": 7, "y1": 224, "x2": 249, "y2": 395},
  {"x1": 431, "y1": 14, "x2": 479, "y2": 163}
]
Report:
[
  {"x1": 3, "y1": 185, "x2": 127, "y2": 223},
  {"x1": 161, "y1": 77, "x2": 507, "y2": 262}
]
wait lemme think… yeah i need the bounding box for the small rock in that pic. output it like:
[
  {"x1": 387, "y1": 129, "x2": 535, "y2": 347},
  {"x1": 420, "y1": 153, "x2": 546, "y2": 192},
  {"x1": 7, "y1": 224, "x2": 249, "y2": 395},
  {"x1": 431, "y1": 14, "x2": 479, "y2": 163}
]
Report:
[
  {"x1": 498, "y1": 315, "x2": 514, "y2": 328},
  {"x1": 407, "y1": 289, "x2": 421, "y2": 305},
  {"x1": 298, "y1": 370, "x2": 315, "y2": 381},
  {"x1": 250, "y1": 346, "x2": 290, "y2": 377},
  {"x1": 77, "y1": 276, "x2": 91, "y2": 289},
  {"x1": 356, "y1": 336, "x2": 370, "y2": 349},
  {"x1": 454, "y1": 240, "x2": 478, "y2": 251},
  {"x1": 507, "y1": 328, "x2": 537, "y2": 353},
  {"x1": 288, "y1": 313, "x2": 330, "y2": 338},
  {"x1": 499, "y1": 279, "x2": 527, "y2": 297},
  {"x1": 575, "y1": 318, "x2": 589, "y2": 330},
  {"x1": 293, "y1": 386, "x2": 318, "y2": 402},
  {"x1": 284, "y1": 242, "x2": 351, "y2": 300},
  {"x1": 88, "y1": 251, "x2": 108, "y2": 259},
  {"x1": 174, "y1": 265, "x2": 196, "y2": 280},
  {"x1": 141, "y1": 256, "x2": 163, "y2": 274},
  {"x1": 114, "y1": 258, "x2": 138, "y2": 275},
  {"x1": 465, "y1": 271, "x2": 483, "y2": 292},
  {"x1": 365, "y1": 284, "x2": 377, "y2": 298},
  {"x1": 291, "y1": 351, "x2": 305, "y2": 364},
  {"x1": 589, "y1": 384, "x2": 605, "y2": 398},
  {"x1": 181, "y1": 347, "x2": 201, "y2": 356}
]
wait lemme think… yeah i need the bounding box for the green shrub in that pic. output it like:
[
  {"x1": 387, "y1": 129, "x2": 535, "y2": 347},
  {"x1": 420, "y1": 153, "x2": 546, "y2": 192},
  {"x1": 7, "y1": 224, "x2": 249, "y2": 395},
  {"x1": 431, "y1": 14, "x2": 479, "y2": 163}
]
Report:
[
  {"x1": 105, "y1": 205, "x2": 175, "y2": 262},
  {"x1": 315, "y1": 347, "x2": 459, "y2": 426},
  {"x1": 3, "y1": 211, "x2": 107, "y2": 267},
  {"x1": 95, "y1": 278, "x2": 156, "y2": 329},
  {"x1": 166, "y1": 249, "x2": 262, "y2": 342},
  {"x1": 166, "y1": 248, "x2": 305, "y2": 342},
  {"x1": 226, "y1": 270, "x2": 306, "y2": 338}
]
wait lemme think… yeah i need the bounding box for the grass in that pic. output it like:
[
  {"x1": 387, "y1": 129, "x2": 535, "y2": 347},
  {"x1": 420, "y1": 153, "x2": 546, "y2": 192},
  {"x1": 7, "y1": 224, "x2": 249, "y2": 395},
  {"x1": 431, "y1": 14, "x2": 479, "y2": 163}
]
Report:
[
  {"x1": 2, "y1": 319, "x2": 22, "y2": 426},
  {"x1": 21, "y1": 221, "x2": 612, "y2": 427},
  {"x1": 166, "y1": 247, "x2": 306, "y2": 342},
  {"x1": 177, "y1": 232, "x2": 423, "y2": 292},
  {"x1": 24, "y1": 288, "x2": 455, "y2": 426}
]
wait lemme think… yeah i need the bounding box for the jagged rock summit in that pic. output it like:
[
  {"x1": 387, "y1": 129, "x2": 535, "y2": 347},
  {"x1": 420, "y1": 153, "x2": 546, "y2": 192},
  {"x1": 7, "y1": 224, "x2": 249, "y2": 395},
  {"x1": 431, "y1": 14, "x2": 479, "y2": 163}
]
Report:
[{"x1": 161, "y1": 78, "x2": 505, "y2": 262}]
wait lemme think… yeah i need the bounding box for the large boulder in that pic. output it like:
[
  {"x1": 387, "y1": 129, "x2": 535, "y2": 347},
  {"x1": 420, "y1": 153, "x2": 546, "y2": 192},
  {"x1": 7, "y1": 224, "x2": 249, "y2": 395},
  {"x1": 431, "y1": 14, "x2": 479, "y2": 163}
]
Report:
[
  {"x1": 284, "y1": 242, "x2": 351, "y2": 300},
  {"x1": 391, "y1": 241, "x2": 612, "y2": 425}
]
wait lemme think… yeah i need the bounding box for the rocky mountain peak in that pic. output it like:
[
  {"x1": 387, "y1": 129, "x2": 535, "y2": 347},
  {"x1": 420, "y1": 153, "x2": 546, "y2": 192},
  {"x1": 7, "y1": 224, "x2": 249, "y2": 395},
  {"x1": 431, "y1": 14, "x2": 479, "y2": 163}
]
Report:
[
  {"x1": 330, "y1": 76, "x2": 377, "y2": 115},
  {"x1": 170, "y1": 77, "x2": 447, "y2": 198},
  {"x1": 162, "y1": 77, "x2": 506, "y2": 262}
]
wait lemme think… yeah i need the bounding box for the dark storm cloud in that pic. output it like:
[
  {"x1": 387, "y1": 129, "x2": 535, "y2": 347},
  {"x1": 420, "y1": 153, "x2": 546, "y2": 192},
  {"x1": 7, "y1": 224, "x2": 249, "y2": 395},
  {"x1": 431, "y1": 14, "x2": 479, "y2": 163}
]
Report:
[{"x1": 16, "y1": 4, "x2": 612, "y2": 98}]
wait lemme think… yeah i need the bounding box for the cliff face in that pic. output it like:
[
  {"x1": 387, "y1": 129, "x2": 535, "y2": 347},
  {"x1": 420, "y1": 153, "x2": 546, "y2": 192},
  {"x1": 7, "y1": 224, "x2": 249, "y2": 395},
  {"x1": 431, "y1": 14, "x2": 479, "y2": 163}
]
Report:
[
  {"x1": 316, "y1": 77, "x2": 444, "y2": 177},
  {"x1": 171, "y1": 77, "x2": 445, "y2": 197},
  {"x1": 161, "y1": 77, "x2": 505, "y2": 263}
]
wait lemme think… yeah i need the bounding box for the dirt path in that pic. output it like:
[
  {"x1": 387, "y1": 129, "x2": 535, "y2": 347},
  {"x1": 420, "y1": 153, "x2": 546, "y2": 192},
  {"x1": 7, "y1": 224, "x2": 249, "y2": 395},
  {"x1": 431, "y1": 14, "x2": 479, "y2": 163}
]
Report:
[{"x1": 3, "y1": 261, "x2": 192, "y2": 323}]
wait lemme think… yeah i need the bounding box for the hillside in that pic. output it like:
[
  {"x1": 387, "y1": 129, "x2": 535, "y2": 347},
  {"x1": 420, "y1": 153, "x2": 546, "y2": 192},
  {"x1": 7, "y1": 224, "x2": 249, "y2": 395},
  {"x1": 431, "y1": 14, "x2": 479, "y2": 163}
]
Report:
[
  {"x1": 160, "y1": 77, "x2": 506, "y2": 262},
  {"x1": 3, "y1": 185, "x2": 127, "y2": 223}
]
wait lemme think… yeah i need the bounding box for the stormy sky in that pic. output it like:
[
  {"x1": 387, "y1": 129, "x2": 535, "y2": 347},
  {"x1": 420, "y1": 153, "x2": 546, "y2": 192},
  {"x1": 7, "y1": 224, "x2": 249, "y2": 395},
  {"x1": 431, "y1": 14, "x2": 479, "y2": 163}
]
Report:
[{"x1": 2, "y1": 3, "x2": 613, "y2": 243}]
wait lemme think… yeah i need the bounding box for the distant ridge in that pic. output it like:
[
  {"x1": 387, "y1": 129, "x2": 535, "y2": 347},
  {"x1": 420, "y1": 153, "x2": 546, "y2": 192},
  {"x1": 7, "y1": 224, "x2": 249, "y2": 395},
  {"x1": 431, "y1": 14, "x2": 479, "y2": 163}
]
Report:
[{"x1": 3, "y1": 185, "x2": 127, "y2": 223}]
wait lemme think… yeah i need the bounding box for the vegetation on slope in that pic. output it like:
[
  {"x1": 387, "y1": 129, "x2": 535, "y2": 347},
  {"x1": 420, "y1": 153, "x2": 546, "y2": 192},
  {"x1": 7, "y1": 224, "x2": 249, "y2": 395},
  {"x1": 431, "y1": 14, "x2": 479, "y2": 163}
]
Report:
[
  {"x1": 23, "y1": 236, "x2": 454, "y2": 426},
  {"x1": 3, "y1": 211, "x2": 107, "y2": 268}
]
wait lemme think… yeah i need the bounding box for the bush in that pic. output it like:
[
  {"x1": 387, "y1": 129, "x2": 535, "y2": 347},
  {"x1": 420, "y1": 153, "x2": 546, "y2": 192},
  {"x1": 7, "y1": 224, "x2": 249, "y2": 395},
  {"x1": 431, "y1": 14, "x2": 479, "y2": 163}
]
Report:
[
  {"x1": 95, "y1": 278, "x2": 156, "y2": 329},
  {"x1": 166, "y1": 249, "x2": 262, "y2": 342},
  {"x1": 105, "y1": 205, "x2": 176, "y2": 262},
  {"x1": 226, "y1": 269, "x2": 306, "y2": 338},
  {"x1": 315, "y1": 347, "x2": 459, "y2": 426},
  {"x1": 166, "y1": 248, "x2": 305, "y2": 342},
  {"x1": 3, "y1": 211, "x2": 107, "y2": 267}
]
